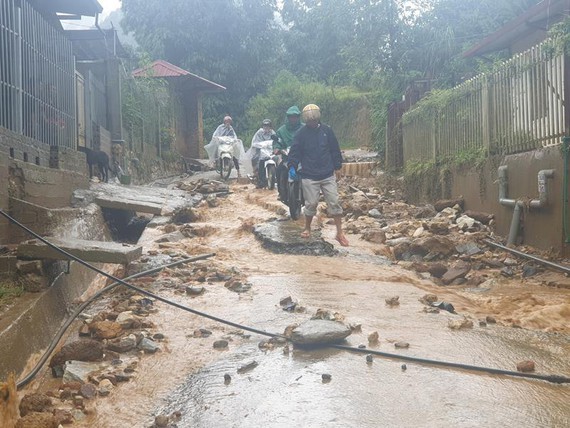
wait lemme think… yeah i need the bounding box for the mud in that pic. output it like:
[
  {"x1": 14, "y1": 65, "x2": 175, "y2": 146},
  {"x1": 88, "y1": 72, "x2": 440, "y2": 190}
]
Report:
[{"x1": 8, "y1": 175, "x2": 570, "y2": 427}]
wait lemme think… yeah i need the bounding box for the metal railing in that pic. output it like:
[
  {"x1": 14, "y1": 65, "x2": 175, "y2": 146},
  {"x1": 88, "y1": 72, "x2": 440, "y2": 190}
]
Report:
[
  {"x1": 402, "y1": 41, "x2": 567, "y2": 165},
  {"x1": 0, "y1": 0, "x2": 76, "y2": 148}
]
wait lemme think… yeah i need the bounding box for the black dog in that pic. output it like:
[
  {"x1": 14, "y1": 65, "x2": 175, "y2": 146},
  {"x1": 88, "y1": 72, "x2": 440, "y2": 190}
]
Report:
[{"x1": 78, "y1": 146, "x2": 109, "y2": 182}]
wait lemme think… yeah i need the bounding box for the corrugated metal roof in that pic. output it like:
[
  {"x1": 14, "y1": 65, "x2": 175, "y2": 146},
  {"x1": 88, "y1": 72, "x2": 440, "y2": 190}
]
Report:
[{"x1": 131, "y1": 60, "x2": 226, "y2": 92}]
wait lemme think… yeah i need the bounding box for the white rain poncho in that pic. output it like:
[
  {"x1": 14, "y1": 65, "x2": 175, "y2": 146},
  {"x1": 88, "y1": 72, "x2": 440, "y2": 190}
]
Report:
[
  {"x1": 204, "y1": 135, "x2": 247, "y2": 171},
  {"x1": 246, "y1": 139, "x2": 274, "y2": 163}
]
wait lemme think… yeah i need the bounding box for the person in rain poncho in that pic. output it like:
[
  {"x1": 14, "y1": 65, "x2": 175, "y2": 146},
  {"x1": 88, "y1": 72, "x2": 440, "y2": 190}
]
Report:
[
  {"x1": 211, "y1": 115, "x2": 241, "y2": 177},
  {"x1": 251, "y1": 119, "x2": 276, "y2": 187},
  {"x1": 273, "y1": 106, "x2": 303, "y2": 152}
]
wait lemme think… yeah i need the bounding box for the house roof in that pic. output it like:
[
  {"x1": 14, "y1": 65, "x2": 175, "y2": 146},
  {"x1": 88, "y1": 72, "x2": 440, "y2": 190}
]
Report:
[
  {"x1": 32, "y1": 0, "x2": 103, "y2": 17},
  {"x1": 66, "y1": 29, "x2": 128, "y2": 60},
  {"x1": 463, "y1": 0, "x2": 570, "y2": 57},
  {"x1": 131, "y1": 60, "x2": 226, "y2": 93}
]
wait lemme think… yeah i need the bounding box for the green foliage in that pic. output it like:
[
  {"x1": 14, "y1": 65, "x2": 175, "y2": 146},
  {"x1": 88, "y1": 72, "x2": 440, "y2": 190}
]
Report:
[{"x1": 0, "y1": 279, "x2": 24, "y2": 302}]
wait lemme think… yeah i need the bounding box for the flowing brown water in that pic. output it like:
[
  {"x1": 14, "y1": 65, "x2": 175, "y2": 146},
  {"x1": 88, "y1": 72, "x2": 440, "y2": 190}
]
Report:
[{"x1": 42, "y1": 182, "x2": 570, "y2": 427}]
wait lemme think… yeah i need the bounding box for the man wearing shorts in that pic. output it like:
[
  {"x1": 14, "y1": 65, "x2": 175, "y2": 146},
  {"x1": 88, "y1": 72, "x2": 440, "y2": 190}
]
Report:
[{"x1": 287, "y1": 104, "x2": 349, "y2": 246}]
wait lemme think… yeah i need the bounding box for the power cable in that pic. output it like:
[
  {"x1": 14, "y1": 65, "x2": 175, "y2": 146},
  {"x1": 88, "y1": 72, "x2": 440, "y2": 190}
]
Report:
[{"x1": 1, "y1": 209, "x2": 569, "y2": 385}]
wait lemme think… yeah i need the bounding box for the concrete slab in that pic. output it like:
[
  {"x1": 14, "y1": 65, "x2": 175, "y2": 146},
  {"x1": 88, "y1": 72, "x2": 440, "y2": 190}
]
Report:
[
  {"x1": 253, "y1": 221, "x2": 337, "y2": 256},
  {"x1": 17, "y1": 238, "x2": 142, "y2": 264}
]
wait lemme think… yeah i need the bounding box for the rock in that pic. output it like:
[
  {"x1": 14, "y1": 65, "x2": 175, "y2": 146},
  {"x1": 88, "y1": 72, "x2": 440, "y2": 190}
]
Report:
[
  {"x1": 448, "y1": 318, "x2": 474, "y2": 330},
  {"x1": 106, "y1": 336, "x2": 137, "y2": 353},
  {"x1": 427, "y1": 263, "x2": 447, "y2": 278},
  {"x1": 414, "y1": 205, "x2": 437, "y2": 218},
  {"x1": 361, "y1": 229, "x2": 386, "y2": 244},
  {"x1": 186, "y1": 286, "x2": 205, "y2": 296},
  {"x1": 433, "y1": 301, "x2": 455, "y2": 313},
  {"x1": 485, "y1": 316, "x2": 497, "y2": 324},
  {"x1": 366, "y1": 354, "x2": 373, "y2": 363},
  {"x1": 138, "y1": 338, "x2": 160, "y2": 353},
  {"x1": 53, "y1": 409, "x2": 74, "y2": 425},
  {"x1": 483, "y1": 258, "x2": 504, "y2": 268},
  {"x1": 385, "y1": 296, "x2": 400, "y2": 306},
  {"x1": 368, "y1": 331, "x2": 379, "y2": 344},
  {"x1": 63, "y1": 361, "x2": 107, "y2": 384},
  {"x1": 15, "y1": 412, "x2": 58, "y2": 428},
  {"x1": 115, "y1": 311, "x2": 141, "y2": 328},
  {"x1": 237, "y1": 361, "x2": 259, "y2": 374},
  {"x1": 79, "y1": 383, "x2": 97, "y2": 399},
  {"x1": 522, "y1": 265, "x2": 539, "y2": 278},
  {"x1": 155, "y1": 415, "x2": 169, "y2": 427},
  {"x1": 451, "y1": 277, "x2": 467, "y2": 286},
  {"x1": 503, "y1": 257, "x2": 518, "y2": 266},
  {"x1": 79, "y1": 323, "x2": 91, "y2": 337},
  {"x1": 290, "y1": 320, "x2": 352, "y2": 345},
  {"x1": 193, "y1": 329, "x2": 212, "y2": 338},
  {"x1": 410, "y1": 236, "x2": 455, "y2": 258},
  {"x1": 386, "y1": 237, "x2": 412, "y2": 247},
  {"x1": 368, "y1": 208, "x2": 383, "y2": 218},
  {"x1": 70, "y1": 409, "x2": 86, "y2": 421},
  {"x1": 19, "y1": 393, "x2": 52, "y2": 416},
  {"x1": 213, "y1": 340, "x2": 229, "y2": 349},
  {"x1": 224, "y1": 373, "x2": 232, "y2": 384},
  {"x1": 394, "y1": 342, "x2": 409, "y2": 349},
  {"x1": 441, "y1": 262, "x2": 471, "y2": 285},
  {"x1": 434, "y1": 197, "x2": 464, "y2": 212},
  {"x1": 500, "y1": 267, "x2": 514, "y2": 277},
  {"x1": 89, "y1": 321, "x2": 123, "y2": 339},
  {"x1": 401, "y1": 364, "x2": 407, "y2": 371},
  {"x1": 464, "y1": 210, "x2": 494, "y2": 224},
  {"x1": 424, "y1": 221, "x2": 450, "y2": 235},
  {"x1": 172, "y1": 207, "x2": 199, "y2": 224},
  {"x1": 153, "y1": 333, "x2": 165, "y2": 340},
  {"x1": 455, "y1": 215, "x2": 477, "y2": 231},
  {"x1": 516, "y1": 360, "x2": 535, "y2": 373},
  {"x1": 224, "y1": 279, "x2": 252, "y2": 293},
  {"x1": 17, "y1": 260, "x2": 43, "y2": 275},
  {"x1": 456, "y1": 242, "x2": 482, "y2": 256},
  {"x1": 412, "y1": 227, "x2": 425, "y2": 238},
  {"x1": 392, "y1": 242, "x2": 411, "y2": 260},
  {"x1": 98, "y1": 379, "x2": 113, "y2": 396},
  {"x1": 479, "y1": 320, "x2": 487, "y2": 327},
  {"x1": 321, "y1": 373, "x2": 332, "y2": 382},
  {"x1": 420, "y1": 294, "x2": 438, "y2": 305},
  {"x1": 50, "y1": 340, "x2": 104, "y2": 376},
  {"x1": 253, "y1": 221, "x2": 337, "y2": 256},
  {"x1": 280, "y1": 296, "x2": 293, "y2": 306}
]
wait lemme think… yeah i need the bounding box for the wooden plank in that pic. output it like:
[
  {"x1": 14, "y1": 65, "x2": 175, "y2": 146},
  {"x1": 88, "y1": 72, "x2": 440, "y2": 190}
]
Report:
[{"x1": 17, "y1": 238, "x2": 143, "y2": 264}]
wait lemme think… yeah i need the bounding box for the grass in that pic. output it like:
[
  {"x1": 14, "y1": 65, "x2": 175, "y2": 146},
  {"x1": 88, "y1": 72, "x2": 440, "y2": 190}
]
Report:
[{"x1": 0, "y1": 279, "x2": 24, "y2": 302}]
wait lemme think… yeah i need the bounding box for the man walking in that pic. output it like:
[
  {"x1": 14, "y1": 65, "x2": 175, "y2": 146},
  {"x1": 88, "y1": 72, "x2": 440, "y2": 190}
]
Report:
[{"x1": 288, "y1": 104, "x2": 349, "y2": 246}]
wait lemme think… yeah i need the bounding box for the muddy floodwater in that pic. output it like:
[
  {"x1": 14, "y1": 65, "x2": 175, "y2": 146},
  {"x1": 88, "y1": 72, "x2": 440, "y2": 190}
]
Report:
[{"x1": 16, "y1": 178, "x2": 568, "y2": 428}]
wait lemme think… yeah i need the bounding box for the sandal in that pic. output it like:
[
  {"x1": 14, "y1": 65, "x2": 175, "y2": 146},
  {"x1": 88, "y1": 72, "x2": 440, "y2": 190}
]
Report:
[{"x1": 335, "y1": 234, "x2": 349, "y2": 247}]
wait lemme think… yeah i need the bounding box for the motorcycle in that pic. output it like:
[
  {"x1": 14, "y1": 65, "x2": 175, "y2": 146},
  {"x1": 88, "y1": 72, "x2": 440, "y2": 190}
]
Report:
[
  {"x1": 273, "y1": 145, "x2": 304, "y2": 220},
  {"x1": 204, "y1": 136, "x2": 245, "y2": 180},
  {"x1": 248, "y1": 139, "x2": 277, "y2": 189}
]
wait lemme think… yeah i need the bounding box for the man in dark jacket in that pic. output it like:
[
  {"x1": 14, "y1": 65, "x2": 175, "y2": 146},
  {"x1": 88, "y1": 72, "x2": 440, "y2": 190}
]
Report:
[{"x1": 288, "y1": 104, "x2": 348, "y2": 246}]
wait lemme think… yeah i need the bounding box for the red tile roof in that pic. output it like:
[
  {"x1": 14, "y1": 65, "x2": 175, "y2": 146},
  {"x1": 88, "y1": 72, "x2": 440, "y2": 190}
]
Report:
[{"x1": 131, "y1": 60, "x2": 225, "y2": 91}]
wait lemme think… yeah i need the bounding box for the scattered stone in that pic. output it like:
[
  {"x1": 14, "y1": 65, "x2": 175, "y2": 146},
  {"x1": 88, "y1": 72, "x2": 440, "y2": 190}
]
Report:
[
  {"x1": 185, "y1": 286, "x2": 205, "y2": 296},
  {"x1": 153, "y1": 333, "x2": 165, "y2": 340},
  {"x1": 73, "y1": 395, "x2": 84, "y2": 408},
  {"x1": 224, "y1": 279, "x2": 252, "y2": 293},
  {"x1": 14, "y1": 412, "x2": 57, "y2": 428},
  {"x1": 420, "y1": 294, "x2": 438, "y2": 305},
  {"x1": 237, "y1": 361, "x2": 259, "y2": 374},
  {"x1": 213, "y1": 340, "x2": 229, "y2": 349},
  {"x1": 485, "y1": 316, "x2": 497, "y2": 324},
  {"x1": 115, "y1": 311, "x2": 141, "y2": 328},
  {"x1": 368, "y1": 331, "x2": 379, "y2": 345},
  {"x1": 433, "y1": 301, "x2": 455, "y2": 313},
  {"x1": 361, "y1": 229, "x2": 386, "y2": 244},
  {"x1": 368, "y1": 208, "x2": 383, "y2": 218},
  {"x1": 410, "y1": 236, "x2": 455, "y2": 258},
  {"x1": 463, "y1": 210, "x2": 494, "y2": 224},
  {"x1": 106, "y1": 336, "x2": 136, "y2": 353},
  {"x1": 79, "y1": 324, "x2": 91, "y2": 337},
  {"x1": 63, "y1": 361, "x2": 107, "y2": 384},
  {"x1": 441, "y1": 262, "x2": 471, "y2": 285},
  {"x1": 279, "y1": 296, "x2": 293, "y2": 306},
  {"x1": 503, "y1": 257, "x2": 518, "y2": 266},
  {"x1": 79, "y1": 383, "x2": 97, "y2": 399},
  {"x1": 138, "y1": 338, "x2": 160, "y2": 354},
  {"x1": 516, "y1": 360, "x2": 535, "y2": 373},
  {"x1": 19, "y1": 393, "x2": 52, "y2": 417},
  {"x1": 349, "y1": 323, "x2": 362, "y2": 332},
  {"x1": 366, "y1": 354, "x2": 373, "y2": 363},
  {"x1": 290, "y1": 320, "x2": 352, "y2": 346},
  {"x1": 424, "y1": 221, "x2": 450, "y2": 235},
  {"x1": 394, "y1": 342, "x2": 410, "y2": 349},
  {"x1": 89, "y1": 321, "x2": 123, "y2": 340},
  {"x1": 522, "y1": 265, "x2": 538, "y2": 278},
  {"x1": 456, "y1": 242, "x2": 482, "y2": 256},
  {"x1": 434, "y1": 197, "x2": 464, "y2": 212},
  {"x1": 50, "y1": 340, "x2": 104, "y2": 376},
  {"x1": 155, "y1": 415, "x2": 169, "y2": 428},
  {"x1": 385, "y1": 296, "x2": 400, "y2": 306},
  {"x1": 401, "y1": 364, "x2": 407, "y2": 371},
  {"x1": 448, "y1": 318, "x2": 474, "y2": 330},
  {"x1": 53, "y1": 409, "x2": 74, "y2": 425},
  {"x1": 193, "y1": 329, "x2": 212, "y2": 338},
  {"x1": 358, "y1": 344, "x2": 366, "y2": 349},
  {"x1": 500, "y1": 267, "x2": 514, "y2": 277},
  {"x1": 70, "y1": 409, "x2": 86, "y2": 421},
  {"x1": 98, "y1": 379, "x2": 113, "y2": 396},
  {"x1": 321, "y1": 373, "x2": 332, "y2": 383},
  {"x1": 479, "y1": 320, "x2": 487, "y2": 327},
  {"x1": 224, "y1": 374, "x2": 232, "y2": 384},
  {"x1": 172, "y1": 207, "x2": 199, "y2": 224}
]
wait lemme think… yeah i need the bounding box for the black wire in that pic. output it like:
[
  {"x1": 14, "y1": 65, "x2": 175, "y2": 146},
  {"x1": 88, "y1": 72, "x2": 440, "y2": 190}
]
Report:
[
  {"x1": 15, "y1": 253, "x2": 215, "y2": 390},
  {"x1": 2, "y1": 209, "x2": 568, "y2": 385}
]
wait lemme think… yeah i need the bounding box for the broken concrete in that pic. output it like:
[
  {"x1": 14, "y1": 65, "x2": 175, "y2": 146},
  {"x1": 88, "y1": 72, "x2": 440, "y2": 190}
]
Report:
[
  {"x1": 253, "y1": 221, "x2": 337, "y2": 256},
  {"x1": 17, "y1": 238, "x2": 142, "y2": 264}
]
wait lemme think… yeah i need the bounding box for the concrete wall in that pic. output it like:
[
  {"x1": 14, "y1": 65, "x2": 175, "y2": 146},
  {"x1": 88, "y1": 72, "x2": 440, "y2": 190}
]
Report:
[
  {"x1": 0, "y1": 127, "x2": 90, "y2": 245},
  {"x1": 405, "y1": 146, "x2": 567, "y2": 252}
]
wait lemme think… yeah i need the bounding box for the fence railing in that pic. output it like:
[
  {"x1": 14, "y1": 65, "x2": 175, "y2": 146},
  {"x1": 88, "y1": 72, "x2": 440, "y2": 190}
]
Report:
[
  {"x1": 0, "y1": 0, "x2": 76, "y2": 148},
  {"x1": 402, "y1": 41, "x2": 567, "y2": 166}
]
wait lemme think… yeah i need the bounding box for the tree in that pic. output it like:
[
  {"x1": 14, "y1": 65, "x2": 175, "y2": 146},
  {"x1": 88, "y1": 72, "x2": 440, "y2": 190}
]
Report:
[{"x1": 121, "y1": 0, "x2": 281, "y2": 127}]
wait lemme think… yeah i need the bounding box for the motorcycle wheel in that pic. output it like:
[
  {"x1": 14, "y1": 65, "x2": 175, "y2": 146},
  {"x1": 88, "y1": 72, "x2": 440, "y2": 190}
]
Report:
[
  {"x1": 221, "y1": 157, "x2": 232, "y2": 180},
  {"x1": 267, "y1": 164, "x2": 276, "y2": 190},
  {"x1": 288, "y1": 180, "x2": 302, "y2": 220}
]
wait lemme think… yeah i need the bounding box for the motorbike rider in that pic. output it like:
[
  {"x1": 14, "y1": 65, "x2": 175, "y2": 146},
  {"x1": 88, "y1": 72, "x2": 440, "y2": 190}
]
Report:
[
  {"x1": 274, "y1": 106, "x2": 303, "y2": 199},
  {"x1": 287, "y1": 104, "x2": 349, "y2": 246},
  {"x1": 251, "y1": 119, "x2": 276, "y2": 188},
  {"x1": 212, "y1": 115, "x2": 241, "y2": 177}
]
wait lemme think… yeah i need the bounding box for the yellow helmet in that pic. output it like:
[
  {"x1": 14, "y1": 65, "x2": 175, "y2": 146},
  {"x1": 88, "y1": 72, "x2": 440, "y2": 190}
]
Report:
[{"x1": 302, "y1": 104, "x2": 321, "y2": 122}]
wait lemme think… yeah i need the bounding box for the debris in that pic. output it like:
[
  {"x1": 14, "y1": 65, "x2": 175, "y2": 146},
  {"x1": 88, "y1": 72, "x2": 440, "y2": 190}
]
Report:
[
  {"x1": 213, "y1": 340, "x2": 229, "y2": 349},
  {"x1": 441, "y1": 262, "x2": 471, "y2": 285},
  {"x1": 237, "y1": 361, "x2": 259, "y2": 374},
  {"x1": 401, "y1": 364, "x2": 407, "y2": 371},
  {"x1": 290, "y1": 320, "x2": 352, "y2": 345},
  {"x1": 434, "y1": 197, "x2": 464, "y2": 212},
  {"x1": 366, "y1": 354, "x2": 373, "y2": 363},
  {"x1": 516, "y1": 360, "x2": 535, "y2": 373},
  {"x1": 224, "y1": 374, "x2": 232, "y2": 384},
  {"x1": 321, "y1": 373, "x2": 332, "y2": 383},
  {"x1": 433, "y1": 301, "x2": 455, "y2": 313},
  {"x1": 385, "y1": 296, "x2": 400, "y2": 306},
  {"x1": 368, "y1": 331, "x2": 379, "y2": 345},
  {"x1": 448, "y1": 318, "x2": 474, "y2": 330},
  {"x1": 394, "y1": 341, "x2": 410, "y2": 349}
]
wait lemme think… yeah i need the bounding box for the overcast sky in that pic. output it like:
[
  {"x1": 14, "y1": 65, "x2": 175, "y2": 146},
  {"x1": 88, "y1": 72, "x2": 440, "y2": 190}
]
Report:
[{"x1": 99, "y1": 0, "x2": 121, "y2": 19}]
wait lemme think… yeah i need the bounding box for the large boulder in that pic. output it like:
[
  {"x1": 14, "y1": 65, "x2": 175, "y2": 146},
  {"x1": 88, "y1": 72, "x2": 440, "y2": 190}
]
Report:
[
  {"x1": 49, "y1": 340, "x2": 104, "y2": 377},
  {"x1": 289, "y1": 320, "x2": 351, "y2": 346},
  {"x1": 409, "y1": 236, "x2": 455, "y2": 258}
]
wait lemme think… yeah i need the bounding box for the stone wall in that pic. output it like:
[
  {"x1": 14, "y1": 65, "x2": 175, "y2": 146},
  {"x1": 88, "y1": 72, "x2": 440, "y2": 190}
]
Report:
[{"x1": 404, "y1": 146, "x2": 567, "y2": 253}]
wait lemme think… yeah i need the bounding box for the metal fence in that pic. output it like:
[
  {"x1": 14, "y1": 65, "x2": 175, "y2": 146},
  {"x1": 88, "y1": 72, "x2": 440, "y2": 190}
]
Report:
[
  {"x1": 402, "y1": 41, "x2": 567, "y2": 165},
  {"x1": 0, "y1": 0, "x2": 76, "y2": 148}
]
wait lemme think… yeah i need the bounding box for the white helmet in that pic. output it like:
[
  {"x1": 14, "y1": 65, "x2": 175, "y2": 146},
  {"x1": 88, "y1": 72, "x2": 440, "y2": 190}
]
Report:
[{"x1": 302, "y1": 104, "x2": 321, "y2": 122}]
